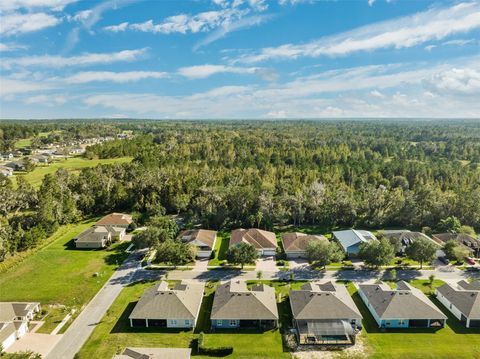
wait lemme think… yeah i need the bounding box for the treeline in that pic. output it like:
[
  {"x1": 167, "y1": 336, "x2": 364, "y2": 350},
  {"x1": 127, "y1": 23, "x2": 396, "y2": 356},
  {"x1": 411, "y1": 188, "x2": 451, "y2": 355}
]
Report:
[{"x1": 0, "y1": 120, "x2": 479, "y2": 261}]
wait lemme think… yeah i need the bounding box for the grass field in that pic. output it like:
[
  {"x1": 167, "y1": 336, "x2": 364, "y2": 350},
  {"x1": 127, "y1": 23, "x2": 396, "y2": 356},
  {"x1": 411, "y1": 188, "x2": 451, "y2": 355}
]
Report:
[
  {"x1": 0, "y1": 219, "x2": 129, "y2": 333},
  {"x1": 78, "y1": 278, "x2": 480, "y2": 359},
  {"x1": 12, "y1": 156, "x2": 133, "y2": 188},
  {"x1": 208, "y1": 231, "x2": 230, "y2": 266}
]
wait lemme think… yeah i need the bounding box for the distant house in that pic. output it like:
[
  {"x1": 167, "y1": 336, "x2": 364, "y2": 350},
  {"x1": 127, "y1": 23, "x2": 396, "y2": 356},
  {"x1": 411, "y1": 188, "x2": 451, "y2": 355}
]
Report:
[
  {"x1": 281, "y1": 232, "x2": 328, "y2": 259},
  {"x1": 95, "y1": 213, "x2": 133, "y2": 229},
  {"x1": 0, "y1": 166, "x2": 13, "y2": 177},
  {"x1": 289, "y1": 281, "x2": 362, "y2": 345},
  {"x1": 31, "y1": 154, "x2": 50, "y2": 164},
  {"x1": 68, "y1": 147, "x2": 85, "y2": 155},
  {"x1": 129, "y1": 281, "x2": 204, "y2": 329},
  {"x1": 74, "y1": 226, "x2": 112, "y2": 249},
  {"x1": 0, "y1": 302, "x2": 40, "y2": 351},
  {"x1": 358, "y1": 281, "x2": 446, "y2": 329},
  {"x1": 332, "y1": 229, "x2": 377, "y2": 255},
  {"x1": 211, "y1": 280, "x2": 278, "y2": 330},
  {"x1": 4, "y1": 161, "x2": 26, "y2": 171},
  {"x1": 230, "y1": 228, "x2": 277, "y2": 256},
  {"x1": 178, "y1": 229, "x2": 217, "y2": 258},
  {"x1": 0, "y1": 152, "x2": 14, "y2": 161},
  {"x1": 436, "y1": 280, "x2": 480, "y2": 328},
  {"x1": 383, "y1": 230, "x2": 438, "y2": 255},
  {"x1": 113, "y1": 347, "x2": 191, "y2": 359},
  {"x1": 432, "y1": 233, "x2": 480, "y2": 258}
]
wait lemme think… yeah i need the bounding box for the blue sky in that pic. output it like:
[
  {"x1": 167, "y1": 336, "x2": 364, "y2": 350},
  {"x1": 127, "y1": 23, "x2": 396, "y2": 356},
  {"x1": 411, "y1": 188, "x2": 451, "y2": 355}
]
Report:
[{"x1": 0, "y1": 0, "x2": 479, "y2": 119}]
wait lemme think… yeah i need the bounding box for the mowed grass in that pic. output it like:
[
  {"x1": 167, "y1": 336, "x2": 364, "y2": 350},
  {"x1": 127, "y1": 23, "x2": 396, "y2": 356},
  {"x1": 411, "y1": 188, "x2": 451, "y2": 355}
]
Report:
[
  {"x1": 13, "y1": 156, "x2": 133, "y2": 188},
  {"x1": 78, "y1": 280, "x2": 295, "y2": 359},
  {"x1": 208, "y1": 231, "x2": 230, "y2": 266},
  {"x1": 0, "y1": 219, "x2": 129, "y2": 331},
  {"x1": 349, "y1": 281, "x2": 480, "y2": 359}
]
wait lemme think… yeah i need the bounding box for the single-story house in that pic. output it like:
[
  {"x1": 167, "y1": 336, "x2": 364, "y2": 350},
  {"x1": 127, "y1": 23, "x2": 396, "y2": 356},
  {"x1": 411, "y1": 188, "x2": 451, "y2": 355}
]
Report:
[
  {"x1": 211, "y1": 280, "x2": 278, "y2": 330},
  {"x1": 332, "y1": 229, "x2": 377, "y2": 255},
  {"x1": 358, "y1": 281, "x2": 446, "y2": 329},
  {"x1": 432, "y1": 233, "x2": 480, "y2": 258},
  {"x1": 129, "y1": 281, "x2": 204, "y2": 329},
  {"x1": 230, "y1": 228, "x2": 277, "y2": 256},
  {"x1": 0, "y1": 302, "x2": 40, "y2": 351},
  {"x1": 383, "y1": 230, "x2": 438, "y2": 255},
  {"x1": 113, "y1": 347, "x2": 191, "y2": 359},
  {"x1": 74, "y1": 226, "x2": 112, "y2": 249},
  {"x1": 436, "y1": 280, "x2": 480, "y2": 328},
  {"x1": 0, "y1": 153, "x2": 14, "y2": 161},
  {"x1": 4, "y1": 161, "x2": 25, "y2": 171},
  {"x1": 179, "y1": 229, "x2": 217, "y2": 258},
  {"x1": 289, "y1": 282, "x2": 362, "y2": 345},
  {"x1": 95, "y1": 213, "x2": 133, "y2": 229},
  {"x1": 0, "y1": 166, "x2": 13, "y2": 177},
  {"x1": 281, "y1": 232, "x2": 329, "y2": 259},
  {"x1": 31, "y1": 154, "x2": 50, "y2": 164}
]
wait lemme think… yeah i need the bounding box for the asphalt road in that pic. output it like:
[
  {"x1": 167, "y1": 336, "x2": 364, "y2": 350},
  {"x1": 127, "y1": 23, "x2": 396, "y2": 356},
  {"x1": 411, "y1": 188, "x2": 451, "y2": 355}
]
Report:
[{"x1": 45, "y1": 251, "x2": 145, "y2": 359}]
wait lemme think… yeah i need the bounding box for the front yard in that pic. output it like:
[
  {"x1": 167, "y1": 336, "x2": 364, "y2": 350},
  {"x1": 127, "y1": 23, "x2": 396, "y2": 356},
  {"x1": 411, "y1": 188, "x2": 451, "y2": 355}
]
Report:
[{"x1": 0, "y1": 219, "x2": 129, "y2": 333}]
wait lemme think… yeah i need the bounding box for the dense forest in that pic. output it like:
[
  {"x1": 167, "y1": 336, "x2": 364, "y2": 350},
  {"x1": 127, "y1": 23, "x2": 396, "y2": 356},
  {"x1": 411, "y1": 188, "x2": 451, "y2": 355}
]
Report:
[{"x1": 1, "y1": 120, "x2": 479, "y2": 261}]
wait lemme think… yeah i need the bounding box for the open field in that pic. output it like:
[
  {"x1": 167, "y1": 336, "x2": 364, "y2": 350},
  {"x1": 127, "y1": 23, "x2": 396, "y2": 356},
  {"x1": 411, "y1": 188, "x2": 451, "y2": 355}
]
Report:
[
  {"x1": 208, "y1": 231, "x2": 230, "y2": 266},
  {"x1": 12, "y1": 156, "x2": 133, "y2": 188},
  {"x1": 0, "y1": 219, "x2": 129, "y2": 332},
  {"x1": 78, "y1": 278, "x2": 480, "y2": 359}
]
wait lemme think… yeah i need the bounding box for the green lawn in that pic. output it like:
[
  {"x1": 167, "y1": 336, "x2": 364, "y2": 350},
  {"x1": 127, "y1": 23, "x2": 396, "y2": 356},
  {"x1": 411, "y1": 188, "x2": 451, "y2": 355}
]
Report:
[
  {"x1": 208, "y1": 231, "x2": 230, "y2": 266},
  {"x1": 13, "y1": 156, "x2": 133, "y2": 188},
  {"x1": 349, "y1": 280, "x2": 480, "y2": 359},
  {"x1": 0, "y1": 219, "x2": 129, "y2": 333}
]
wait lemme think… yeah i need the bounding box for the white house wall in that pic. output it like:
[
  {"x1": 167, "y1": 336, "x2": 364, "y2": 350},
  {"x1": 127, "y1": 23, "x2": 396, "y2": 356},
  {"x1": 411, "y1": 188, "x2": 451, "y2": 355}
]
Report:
[{"x1": 435, "y1": 290, "x2": 463, "y2": 321}]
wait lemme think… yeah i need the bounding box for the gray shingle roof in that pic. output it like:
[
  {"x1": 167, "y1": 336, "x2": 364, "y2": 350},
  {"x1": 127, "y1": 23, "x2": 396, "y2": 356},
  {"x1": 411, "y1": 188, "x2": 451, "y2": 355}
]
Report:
[
  {"x1": 0, "y1": 302, "x2": 39, "y2": 322},
  {"x1": 437, "y1": 280, "x2": 480, "y2": 319},
  {"x1": 211, "y1": 280, "x2": 279, "y2": 320},
  {"x1": 74, "y1": 226, "x2": 110, "y2": 243},
  {"x1": 359, "y1": 281, "x2": 446, "y2": 320},
  {"x1": 129, "y1": 281, "x2": 204, "y2": 321},
  {"x1": 289, "y1": 281, "x2": 362, "y2": 321},
  {"x1": 179, "y1": 229, "x2": 217, "y2": 250}
]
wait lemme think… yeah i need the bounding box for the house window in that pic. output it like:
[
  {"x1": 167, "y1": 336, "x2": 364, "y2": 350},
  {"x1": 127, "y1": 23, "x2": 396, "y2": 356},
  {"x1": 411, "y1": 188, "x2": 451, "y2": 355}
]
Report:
[
  {"x1": 217, "y1": 320, "x2": 222, "y2": 326},
  {"x1": 185, "y1": 320, "x2": 190, "y2": 325},
  {"x1": 170, "y1": 320, "x2": 177, "y2": 325},
  {"x1": 229, "y1": 320, "x2": 237, "y2": 326},
  {"x1": 398, "y1": 320, "x2": 405, "y2": 325}
]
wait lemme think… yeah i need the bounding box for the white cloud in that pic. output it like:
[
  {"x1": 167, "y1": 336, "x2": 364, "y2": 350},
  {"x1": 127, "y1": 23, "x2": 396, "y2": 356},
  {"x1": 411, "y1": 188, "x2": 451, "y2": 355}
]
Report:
[
  {"x1": 235, "y1": 2, "x2": 480, "y2": 63},
  {"x1": 104, "y1": 22, "x2": 129, "y2": 32},
  {"x1": 24, "y1": 94, "x2": 67, "y2": 106},
  {"x1": 0, "y1": 78, "x2": 54, "y2": 97},
  {"x1": 1, "y1": 48, "x2": 148, "y2": 69},
  {"x1": 423, "y1": 68, "x2": 480, "y2": 95},
  {"x1": 178, "y1": 64, "x2": 259, "y2": 79},
  {"x1": 65, "y1": 71, "x2": 168, "y2": 83},
  {"x1": 0, "y1": 0, "x2": 76, "y2": 11},
  {"x1": 368, "y1": 0, "x2": 376, "y2": 7},
  {"x1": 0, "y1": 43, "x2": 26, "y2": 52},
  {"x1": 0, "y1": 12, "x2": 61, "y2": 36}
]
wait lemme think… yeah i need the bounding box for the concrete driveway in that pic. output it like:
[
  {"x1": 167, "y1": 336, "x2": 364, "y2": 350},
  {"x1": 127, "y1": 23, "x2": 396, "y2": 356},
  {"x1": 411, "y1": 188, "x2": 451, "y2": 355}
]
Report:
[
  {"x1": 288, "y1": 258, "x2": 309, "y2": 269},
  {"x1": 6, "y1": 333, "x2": 62, "y2": 358},
  {"x1": 194, "y1": 258, "x2": 209, "y2": 270},
  {"x1": 255, "y1": 256, "x2": 277, "y2": 271}
]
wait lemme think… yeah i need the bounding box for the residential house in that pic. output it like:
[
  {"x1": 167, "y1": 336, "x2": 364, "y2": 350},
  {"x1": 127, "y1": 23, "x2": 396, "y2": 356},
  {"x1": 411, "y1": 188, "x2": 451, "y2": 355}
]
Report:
[
  {"x1": 230, "y1": 228, "x2": 277, "y2": 256},
  {"x1": 178, "y1": 229, "x2": 217, "y2": 258},
  {"x1": 383, "y1": 230, "x2": 439, "y2": 255},
  {"x1": 113, "y1": 347, "x2": 191, "y2": 359},
  {"x1": 31, "y1": 154, "x2": 50, "y2": 164},
  {"x1": 0, "y1": 166, "x2": 13, "y2": 177},
  {"x1": 5, "y1": 161, "x2": 25, "y2": 171},
  {"x1": 95, "y1": 213, "x2": 133, "y2": 229},
  {"x1": 129, "y1": 281, "x2": 204, "y2": 329},
  {"x1": 436, "y1": 280, "x2": 480, "y2": 328},
  {"x1": 432, "y1": 233, "x2": 480, "y2": 258},
  {"x1": 74, "y1": 226, "x2": 112, "y2": 249},
  {"x1": 0, "y1": 153, "x2": 14, "y2": 161},
  {"x1": 289, "y1": 282, "x2": 362, "y2": 345},
  {"x1": 332, "y1": 229, "x2": 377, "y2": 255},
  {"x1": 281, "y1": 232, "x2": 329, "y2": 259},
  {"x1": 358, "y1": 281, "x2": 446, "y2": 329},
  {"x1": 0, "y1": 302, "x2": 40, "y2": 351},
  {"x1": 210, "y1": 280, "x2": 278, "y2": 330}
]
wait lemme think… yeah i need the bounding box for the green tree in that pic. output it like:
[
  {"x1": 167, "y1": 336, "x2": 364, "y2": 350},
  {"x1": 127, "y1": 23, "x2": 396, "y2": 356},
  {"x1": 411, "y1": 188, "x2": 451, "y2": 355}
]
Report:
[
  {"x1": 147, "y1": 215, "x2": 178, "y2": 239},
  {"x1": 358, "y1": 239, "x2": 395, "y2": 268},
  {"x1": 155, "y1": 240, "x2": 196, "y2": 266},
  {"x1": 437, "y1": 216, "x2": 461, "y2": 233},
  {"x1": 305, "y1": 240, "x2": 344, "y2": 269},
  {"x1": 226, "y1": 243, "x2": 258, "y2": 269},
  {"x1": 442, "y1": 240, "x2": 458, "y2": 260},
  {"x1": 458, "y1": 225, "x2": 476, "y2": 236},
  {"x1": 406, "y1": 238, "x2": 436, "y2": 268},
  {"x1": 453, "y1": 246, "x2": 470, "y2": 262}
]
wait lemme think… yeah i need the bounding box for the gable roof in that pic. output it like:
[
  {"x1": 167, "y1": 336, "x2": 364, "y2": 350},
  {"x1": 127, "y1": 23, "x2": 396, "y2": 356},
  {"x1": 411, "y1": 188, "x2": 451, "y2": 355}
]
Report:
[
  {"x1": 129, "y1": 281, "x2": 204, "y2": 321},
  {"x1": 95, "y1": 213, "x2": 133, "y2": 226},
  {"x1": 0, "y1": 302, "x2": 39, "y2": 323},
  {"x1": 289, "y1": 281, "x2": 362, "y2": 320},
  {"x1": 114, "y1": 347, "x2": 191, "y2": 359},
  {"x1": 437, "y1": 280, "x2": 480, "y2": 319},
  {"x1": 211, "y1": 280, "x2": 279, "y2": 320},
  {"x1": 230, "y1": 228, "x2": 277, "y2": 249},
  {"x1": 359, "y1": 281, "x2": 446, "y2": 320},
  {"x1": 179, "y1": 229, "x2": 217, "y2": 249},
  {"x1": 432, "y1": 233, "x2": 480, "y2": 251},
  {"x1": 74, "y1": 226, "x2": 110, "y2": 243},
  {"x1": 281, "y1": 232, "x2": 328, "y2": 252},
  {"x1": 333, "y1": 229, "x2": 377, "y2": 251}
]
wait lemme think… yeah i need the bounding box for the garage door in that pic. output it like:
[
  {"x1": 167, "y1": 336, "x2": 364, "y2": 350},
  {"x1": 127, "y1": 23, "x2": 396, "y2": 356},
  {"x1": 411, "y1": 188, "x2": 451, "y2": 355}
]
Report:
[
  {"x1": 409, "y1": 319, "x2": 429, "y2": 328},
  {"x1": 470, "y1": 320, "x2": 480, "y2": 328},
  {"x1": 131, "y1": 319, "x2": 147, "y2": 327},
  {"x1": 262, "y1": 250, "x2": 277, "y2": 256}
]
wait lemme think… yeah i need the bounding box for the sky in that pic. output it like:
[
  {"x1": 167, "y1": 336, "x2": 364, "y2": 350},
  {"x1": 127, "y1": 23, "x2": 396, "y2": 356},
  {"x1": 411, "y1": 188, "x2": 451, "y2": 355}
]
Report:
[{"x1": 0, "y1": 0, "x2": 479, "y2": 119}]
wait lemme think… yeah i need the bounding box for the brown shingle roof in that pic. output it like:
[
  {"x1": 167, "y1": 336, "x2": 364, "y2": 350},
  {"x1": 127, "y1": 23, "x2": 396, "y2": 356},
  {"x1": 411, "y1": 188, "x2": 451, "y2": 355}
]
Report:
[
  {"x1": 230, "y1": 228, "x2": 277, "y2": 249},
  {"x1": 95, "y1": 213, "x2": 133, "y2": 226},
  {"x1": 281, "y1": 232, "x2": 328, "y2": 252},
  {"x1": 179, "y1": 229, "x2": 217, "y2": 250}
]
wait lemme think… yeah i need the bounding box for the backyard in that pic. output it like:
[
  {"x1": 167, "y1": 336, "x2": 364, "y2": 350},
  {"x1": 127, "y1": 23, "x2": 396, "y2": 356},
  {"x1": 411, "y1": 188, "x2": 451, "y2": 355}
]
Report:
[{"x1": 0, "y1": 219, "x2": 130, "y2": 333}]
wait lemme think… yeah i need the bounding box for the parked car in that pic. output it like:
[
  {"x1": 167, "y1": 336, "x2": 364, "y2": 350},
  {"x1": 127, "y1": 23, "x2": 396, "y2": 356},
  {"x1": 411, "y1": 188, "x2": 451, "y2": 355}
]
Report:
[
  {"x1": 438, "y1": 256, "x2": 450, "y2": 265},
  {"x1": 465, "y1": 257, "x2": 476, "y2": 265}
]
